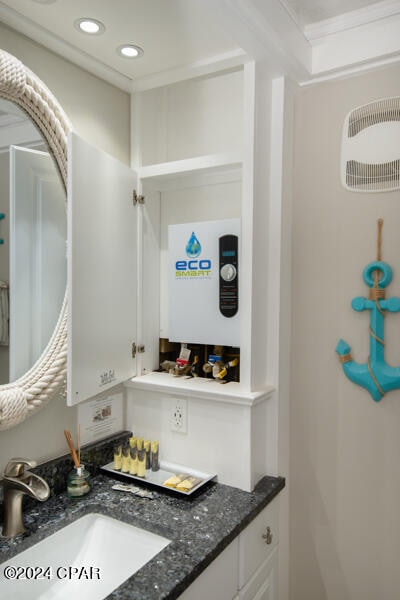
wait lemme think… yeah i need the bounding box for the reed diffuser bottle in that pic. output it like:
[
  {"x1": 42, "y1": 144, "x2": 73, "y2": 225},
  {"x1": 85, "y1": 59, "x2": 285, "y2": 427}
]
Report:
[
  {"x1": 64, "y1": 427, "x2": 91, "y2": 498},
  {"x1": 66, "y1": 464, "x2": 91, "y2": 498}
]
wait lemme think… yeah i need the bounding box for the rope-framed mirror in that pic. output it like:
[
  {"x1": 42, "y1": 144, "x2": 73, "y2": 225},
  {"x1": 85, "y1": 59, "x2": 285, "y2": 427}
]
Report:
[{"x1": 0, "y1": 49, "x2": 71, "y2": 430}]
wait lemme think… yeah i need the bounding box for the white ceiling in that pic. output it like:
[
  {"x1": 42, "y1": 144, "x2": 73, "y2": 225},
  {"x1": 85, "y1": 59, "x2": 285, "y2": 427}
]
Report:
[
  {"x1": 0, "y1": 0, "x2": 399, "y2": 89},
  {"x1": 0, "y1": 0, "x2": 239, "y2": 84}
]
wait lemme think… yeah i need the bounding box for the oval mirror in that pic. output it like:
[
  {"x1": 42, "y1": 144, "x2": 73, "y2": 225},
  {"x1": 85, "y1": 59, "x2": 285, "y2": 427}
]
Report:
[
  {"x1": 0, "y1": 49, "x2": 71, "y2": 430},
  {"x1": 0, "y1": 98, "x2": 66, "y2": 383}
]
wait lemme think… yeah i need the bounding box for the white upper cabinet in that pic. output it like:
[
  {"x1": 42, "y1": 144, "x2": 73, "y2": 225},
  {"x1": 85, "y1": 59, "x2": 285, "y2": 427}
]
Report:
[
  {"x1": 67, "y1": 133, "x2": 138, "y2": 406},
  {"x1": 133, "y1": 68, "x2": 247, "y2": 388},
  {"x1": 132, "y1": 64, "x2": 277, "y2": 395},
  {"x1": 67, "y1": 63, "x2": 290, "y2": 404}
]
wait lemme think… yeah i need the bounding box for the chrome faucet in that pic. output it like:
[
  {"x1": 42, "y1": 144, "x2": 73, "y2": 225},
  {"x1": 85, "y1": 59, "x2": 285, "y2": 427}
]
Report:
[{"x1": 1, "y1": 458, "x2": 50, "y2": 538}]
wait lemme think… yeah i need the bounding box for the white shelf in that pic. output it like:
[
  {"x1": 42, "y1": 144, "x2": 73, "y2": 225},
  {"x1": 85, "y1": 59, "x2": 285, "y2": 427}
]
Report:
[
  {"x1": 138, "y1": 153, "x2": 242, "y2": 190},
  {"x1": 125, "y1": 371, "x2": 274, "y2": 407}
]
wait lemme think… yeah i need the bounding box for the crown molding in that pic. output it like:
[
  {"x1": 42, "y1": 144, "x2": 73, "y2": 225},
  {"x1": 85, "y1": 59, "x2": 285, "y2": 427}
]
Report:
[
  {"x1": 300, "y1": 52, "x2": 400, "y2": 86},
  {"x1": 310, "y1": 11, "x2": 400, "y2": 75},
  {"x1": 130, "y1": 49, "x2": 247, "y2": 92},
  {"x1": 304, "y1": 0, "x2": 400, "y2": 41}
]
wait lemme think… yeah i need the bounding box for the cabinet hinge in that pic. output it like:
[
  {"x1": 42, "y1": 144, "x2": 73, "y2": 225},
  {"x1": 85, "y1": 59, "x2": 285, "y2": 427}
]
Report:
[
  {"x1": 132, "y1": 189, "x2": 145, "y2": 206},
  {"x1": 132, "y1": 342, "x2": 145, "y2": 358}
]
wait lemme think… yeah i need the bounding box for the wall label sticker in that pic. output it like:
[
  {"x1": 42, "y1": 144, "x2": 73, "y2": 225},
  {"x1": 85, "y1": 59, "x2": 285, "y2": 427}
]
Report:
[{"x1": 336, "y1": 219, "x2": 400, "y2": 401}]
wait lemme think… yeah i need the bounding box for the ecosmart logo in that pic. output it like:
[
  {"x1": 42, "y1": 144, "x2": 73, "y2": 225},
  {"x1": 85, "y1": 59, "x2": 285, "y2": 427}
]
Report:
[{"x1": 175, "y1": 231, "x2": 212, "y2": 278}]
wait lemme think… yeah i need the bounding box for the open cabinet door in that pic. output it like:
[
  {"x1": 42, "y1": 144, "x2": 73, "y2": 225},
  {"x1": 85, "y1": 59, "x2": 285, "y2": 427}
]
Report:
[{"x1": 67, "y1": 132, "x2": 137, "y2": 406}]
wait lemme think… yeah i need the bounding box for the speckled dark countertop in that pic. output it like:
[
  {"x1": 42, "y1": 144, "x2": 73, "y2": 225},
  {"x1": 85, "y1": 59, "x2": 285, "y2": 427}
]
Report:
[{"x1": 0, "y1": 433, "x2": 285, "y2": 599}]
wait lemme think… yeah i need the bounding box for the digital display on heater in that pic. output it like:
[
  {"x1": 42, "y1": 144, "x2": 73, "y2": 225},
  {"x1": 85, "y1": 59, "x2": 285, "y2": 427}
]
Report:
[{"x1": 222, "y1": 250, "x2": 236, "y2": 257}]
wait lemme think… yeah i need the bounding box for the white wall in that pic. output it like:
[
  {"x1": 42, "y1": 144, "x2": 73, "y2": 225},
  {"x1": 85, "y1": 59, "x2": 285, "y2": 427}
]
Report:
[
  {"x1": 0, "y1": 23, "x2": 130, "y2": 470},
  {"x1": 291, "y1": 63, "x2": 400, "y2": 600}
]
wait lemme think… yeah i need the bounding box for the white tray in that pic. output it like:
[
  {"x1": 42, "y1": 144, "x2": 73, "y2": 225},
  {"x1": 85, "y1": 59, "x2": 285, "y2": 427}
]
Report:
[{"x1": 100, "y1": 460, "x2": 217, "y2": 496}]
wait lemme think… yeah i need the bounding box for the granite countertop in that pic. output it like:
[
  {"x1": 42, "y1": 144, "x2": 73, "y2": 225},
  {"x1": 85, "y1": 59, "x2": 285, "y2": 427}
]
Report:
[{"x1": 0, "y1": 471, "x2": 284, "y2": 599}]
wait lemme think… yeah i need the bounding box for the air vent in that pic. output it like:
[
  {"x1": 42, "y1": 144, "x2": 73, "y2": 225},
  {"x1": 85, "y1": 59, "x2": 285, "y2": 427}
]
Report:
[{"x1": 341, "y1": 97, "x2": 400, "y2": 192}]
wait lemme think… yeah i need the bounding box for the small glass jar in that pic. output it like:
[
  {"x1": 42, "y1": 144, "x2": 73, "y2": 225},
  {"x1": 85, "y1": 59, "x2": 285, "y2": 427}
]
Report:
[{"x1": 67, "y1": 464, "x2": 91, "y2": 498}]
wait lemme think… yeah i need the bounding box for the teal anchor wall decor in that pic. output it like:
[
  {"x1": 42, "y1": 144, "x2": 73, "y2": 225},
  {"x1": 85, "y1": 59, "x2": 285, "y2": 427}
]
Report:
[{"x1": 336, "y1": 219, "x2": 400, "y2": 401}]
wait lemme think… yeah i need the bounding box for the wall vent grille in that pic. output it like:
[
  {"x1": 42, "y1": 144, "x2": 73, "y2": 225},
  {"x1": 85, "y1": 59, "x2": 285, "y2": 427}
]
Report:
[
  {"x1": 348, "y1": 97, "x2": 400, "y2": 138},
  {"x1": 341, "y1": 97, "x2": 400, "y2": 193},
  {"x1": 346, "y1": 159, "x2": 400, "y2": 191}
]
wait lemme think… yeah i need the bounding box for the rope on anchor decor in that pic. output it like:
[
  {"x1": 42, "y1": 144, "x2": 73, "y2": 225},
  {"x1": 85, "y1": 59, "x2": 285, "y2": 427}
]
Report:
[
  {"x1": 336, "y1": 218, "x2": 400, "y2": 401},
  {"x1": 0, "y1": 49, "x2": 72, "y2": 430}
]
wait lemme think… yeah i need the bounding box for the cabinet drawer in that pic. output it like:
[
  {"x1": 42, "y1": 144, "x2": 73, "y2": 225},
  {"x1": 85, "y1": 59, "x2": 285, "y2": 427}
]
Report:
[
  {"x1": 178, "y1": 538, "x2": 239, "y2": 600},
  {"x1": 239, "y1": 548, "x2": 278, "y2": 600},
  {"x1": 238, "y1": 497, "x2": 278, "y2": 588}
]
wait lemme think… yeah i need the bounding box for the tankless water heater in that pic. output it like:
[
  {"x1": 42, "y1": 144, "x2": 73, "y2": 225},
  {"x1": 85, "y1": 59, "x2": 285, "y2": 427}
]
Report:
[{"x1": 168, "y1": 218, "x2": 240, "y2": 346}]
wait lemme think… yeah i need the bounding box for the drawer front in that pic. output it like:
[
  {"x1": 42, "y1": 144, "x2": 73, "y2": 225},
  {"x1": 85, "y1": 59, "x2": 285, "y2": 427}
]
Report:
[
  {"x1": 238, "y1": 497, "x2": 278, "y2": 588},
  {"x1": 239, "y1": 548, "x2": 277, "y2": 600},
  {"x1": 178, "y1": 538, "x2": 239, "y2": 600}
]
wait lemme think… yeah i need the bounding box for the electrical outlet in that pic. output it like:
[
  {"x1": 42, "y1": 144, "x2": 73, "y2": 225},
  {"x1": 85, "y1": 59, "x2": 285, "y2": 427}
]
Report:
[{"x1": 170, "y1": 397, "x2": 188, "y2": 433}]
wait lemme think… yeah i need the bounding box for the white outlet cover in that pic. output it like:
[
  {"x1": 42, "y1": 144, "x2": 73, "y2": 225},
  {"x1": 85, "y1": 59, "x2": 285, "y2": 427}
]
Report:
[{"x1": 170, "y1": 397, "x2": 188, "y2": 433}]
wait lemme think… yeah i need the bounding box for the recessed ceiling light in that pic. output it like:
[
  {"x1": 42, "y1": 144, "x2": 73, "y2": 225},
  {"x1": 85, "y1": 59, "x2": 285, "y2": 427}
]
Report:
[
  {"x1": 74, "y1": 18, "x2": 105, "y2": 35},
  {"x1": 117, "y1": 44, "x2": 144, "y2": 59}
]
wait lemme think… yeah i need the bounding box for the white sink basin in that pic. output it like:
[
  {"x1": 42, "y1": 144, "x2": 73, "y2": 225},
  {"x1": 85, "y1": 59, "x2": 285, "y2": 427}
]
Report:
[{"x1": 0, "y1": 513, "x2": 170, "y2": 600}]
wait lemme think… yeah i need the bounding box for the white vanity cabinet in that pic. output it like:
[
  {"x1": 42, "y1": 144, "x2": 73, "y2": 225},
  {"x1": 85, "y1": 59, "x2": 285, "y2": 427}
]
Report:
[
  {"x1": 238, "y1": 498, "x2": 279, "y2": 600},
  {"x1": 178, "y1": 497, "x2": 279, "y2": 600}
]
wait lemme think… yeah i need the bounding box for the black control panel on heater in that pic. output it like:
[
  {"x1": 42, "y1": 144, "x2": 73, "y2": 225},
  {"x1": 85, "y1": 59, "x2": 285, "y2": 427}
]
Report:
[{"x1": 219, "y1": 234, "x2": 238, "y2": 317}]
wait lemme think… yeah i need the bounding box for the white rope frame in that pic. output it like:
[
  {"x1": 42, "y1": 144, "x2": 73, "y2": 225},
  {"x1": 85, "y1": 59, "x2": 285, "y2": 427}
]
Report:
[{"x1": 0, "y1": 49, "x2": 72, "y2": 430}]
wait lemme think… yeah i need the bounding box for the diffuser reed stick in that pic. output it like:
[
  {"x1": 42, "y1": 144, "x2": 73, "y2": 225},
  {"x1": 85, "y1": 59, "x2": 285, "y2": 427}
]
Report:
[
  {"x1": 64, "y1": 429, "x2": 80, "y2": 468},
  {"x1": 78, "y1": 424, "x2": 81, "y2": 466}
]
